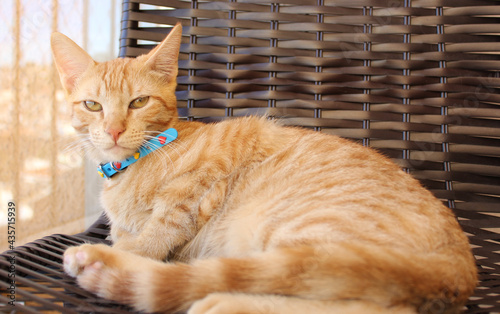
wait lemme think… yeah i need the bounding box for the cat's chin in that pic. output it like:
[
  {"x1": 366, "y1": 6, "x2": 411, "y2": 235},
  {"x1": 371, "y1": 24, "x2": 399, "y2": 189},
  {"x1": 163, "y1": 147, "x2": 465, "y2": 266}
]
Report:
[{"x1": 100, "y1": 145, "x2": 137, "y2": 162}]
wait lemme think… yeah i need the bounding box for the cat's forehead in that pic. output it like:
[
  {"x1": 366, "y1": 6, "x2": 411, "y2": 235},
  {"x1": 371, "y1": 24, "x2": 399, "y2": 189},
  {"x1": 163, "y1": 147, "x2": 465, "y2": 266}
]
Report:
[
  {"x1": 88, "y1": 58, "x2": 145, "y2": 96},
  {"x1": 94, "y1": 58, "x2": 136, "y2": 80}
]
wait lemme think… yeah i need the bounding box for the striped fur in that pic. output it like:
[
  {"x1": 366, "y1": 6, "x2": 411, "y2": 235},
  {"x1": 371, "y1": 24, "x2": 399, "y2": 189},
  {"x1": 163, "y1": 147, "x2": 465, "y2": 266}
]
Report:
[{"x1": 53, "y1": 24, "x2": 476, "y2": 313}]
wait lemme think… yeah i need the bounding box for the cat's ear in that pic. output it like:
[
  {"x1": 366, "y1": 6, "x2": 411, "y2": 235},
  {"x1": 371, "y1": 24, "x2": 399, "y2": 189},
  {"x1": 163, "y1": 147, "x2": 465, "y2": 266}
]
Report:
[
  {"x1": 144, "y1": 23, "x2": 182, "y2": 81},
  {"x1": 51, "y1": 32, "x2": 95, "y2": 94}
]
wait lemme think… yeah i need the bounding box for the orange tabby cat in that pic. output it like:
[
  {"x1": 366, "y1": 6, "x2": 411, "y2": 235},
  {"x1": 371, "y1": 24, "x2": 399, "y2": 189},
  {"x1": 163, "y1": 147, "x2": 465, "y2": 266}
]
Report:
[{"x1": 51, "y1": 24, "x2": 476, "y2": 314}]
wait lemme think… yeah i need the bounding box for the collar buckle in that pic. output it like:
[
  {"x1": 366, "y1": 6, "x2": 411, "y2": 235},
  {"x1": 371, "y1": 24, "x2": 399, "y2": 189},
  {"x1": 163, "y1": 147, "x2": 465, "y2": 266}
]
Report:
[{"x1": 97, "y1": 164, "x2": 110, "y2": 179}]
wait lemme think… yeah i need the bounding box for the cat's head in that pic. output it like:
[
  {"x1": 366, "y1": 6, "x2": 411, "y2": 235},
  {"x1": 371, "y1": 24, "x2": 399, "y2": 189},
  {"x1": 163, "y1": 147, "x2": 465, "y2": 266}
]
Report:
[{"x1": 51, "y1": 24, "x2": 182, "y2": 163}]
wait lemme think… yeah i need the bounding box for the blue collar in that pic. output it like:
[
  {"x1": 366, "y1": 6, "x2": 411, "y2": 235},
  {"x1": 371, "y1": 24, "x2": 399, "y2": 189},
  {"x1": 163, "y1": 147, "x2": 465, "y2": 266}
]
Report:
[{"x1": 97, "y1": 128, "x2": 178, "y2": 179}]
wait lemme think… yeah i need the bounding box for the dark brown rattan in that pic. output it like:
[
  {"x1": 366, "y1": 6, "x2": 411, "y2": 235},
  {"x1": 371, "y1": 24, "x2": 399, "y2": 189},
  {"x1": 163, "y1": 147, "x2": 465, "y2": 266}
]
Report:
[
  {"x1": 2, "y1": 0, "x2": 500, "y2": 312},
  {"x1": 0, "y1": 214, "x2": 134, "y2": 313}
]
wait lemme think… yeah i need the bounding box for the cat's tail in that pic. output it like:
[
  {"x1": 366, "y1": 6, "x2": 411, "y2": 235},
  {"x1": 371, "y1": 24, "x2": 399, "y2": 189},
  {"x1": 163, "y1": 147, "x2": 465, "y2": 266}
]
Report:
[{"x1": 138, "y1": 243, "x2": 476, "y2": 313}]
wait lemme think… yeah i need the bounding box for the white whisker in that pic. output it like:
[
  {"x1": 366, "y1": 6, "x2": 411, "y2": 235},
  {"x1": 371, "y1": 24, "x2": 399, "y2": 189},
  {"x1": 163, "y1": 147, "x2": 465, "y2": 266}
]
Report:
[
  {"x1": 138, "y1": 136, "x2": 173, "y2": 171},
  {"x1": 165, "y1": 142, "x2": 187, "y2": 169},
  {"x1": 137, "y1": 129, "x2": 189, "y2": 173},
  {"x1": 60, "y1": 134, "x2": 93, "y2": 158},
  {"x1": 153, "y1": 145, "x2": 175, "y2": 171}
]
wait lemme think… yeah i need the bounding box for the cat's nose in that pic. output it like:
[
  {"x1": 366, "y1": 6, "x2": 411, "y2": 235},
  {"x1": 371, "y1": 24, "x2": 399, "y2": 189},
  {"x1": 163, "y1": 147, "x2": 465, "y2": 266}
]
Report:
[{"x1": 106, "y1": 128, "x2": 125, "y2": 143}]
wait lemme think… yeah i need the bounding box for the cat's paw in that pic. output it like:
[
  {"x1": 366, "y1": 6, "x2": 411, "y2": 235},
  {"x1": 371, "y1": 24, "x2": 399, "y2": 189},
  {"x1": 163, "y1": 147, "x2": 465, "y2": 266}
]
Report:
[
  {"x1": 63, "y1": 244, "x2": 142, "y2": 301},
  {"x1": 64, "y1": 243, "x2": 111, "y2": 277}
]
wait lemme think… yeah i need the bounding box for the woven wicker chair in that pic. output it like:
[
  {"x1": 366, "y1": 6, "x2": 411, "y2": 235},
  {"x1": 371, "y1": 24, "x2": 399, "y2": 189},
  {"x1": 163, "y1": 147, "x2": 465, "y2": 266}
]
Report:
[{"x1": 1, "y1": 0, "x2": 500, "y2": 312}]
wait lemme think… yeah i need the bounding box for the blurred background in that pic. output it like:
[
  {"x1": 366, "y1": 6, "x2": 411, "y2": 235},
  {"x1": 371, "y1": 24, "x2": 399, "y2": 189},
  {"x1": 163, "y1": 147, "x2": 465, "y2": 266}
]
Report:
[{"x1": 0, "y1": 0, "x2": 122, "y2": 251}]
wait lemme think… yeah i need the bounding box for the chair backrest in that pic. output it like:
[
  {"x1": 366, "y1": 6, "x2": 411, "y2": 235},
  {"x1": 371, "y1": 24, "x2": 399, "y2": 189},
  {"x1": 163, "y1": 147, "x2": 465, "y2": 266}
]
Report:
[
  {"x1": 120, "y1": 0, "x2": 500, "y2": 208},
  {"x1": 119, "y1": 0, "x2": 500, "y2": 308}
]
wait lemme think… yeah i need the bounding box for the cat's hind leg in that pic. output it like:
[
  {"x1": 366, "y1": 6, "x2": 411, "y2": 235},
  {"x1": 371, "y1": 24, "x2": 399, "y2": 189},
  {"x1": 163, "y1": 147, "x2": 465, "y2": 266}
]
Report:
[{"x1": 188, "y1": 293, "x2": 416, "y2": 314}]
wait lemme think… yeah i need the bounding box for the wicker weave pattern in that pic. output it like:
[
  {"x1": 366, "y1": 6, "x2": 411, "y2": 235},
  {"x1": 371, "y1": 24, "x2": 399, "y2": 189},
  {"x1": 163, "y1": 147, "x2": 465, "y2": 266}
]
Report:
[
  {"x1": 0, "y1": 0, "x2": 499, "y2": 312},
  {"x1": 0, "y1": 216, "x2": 134, "y2": 313}
]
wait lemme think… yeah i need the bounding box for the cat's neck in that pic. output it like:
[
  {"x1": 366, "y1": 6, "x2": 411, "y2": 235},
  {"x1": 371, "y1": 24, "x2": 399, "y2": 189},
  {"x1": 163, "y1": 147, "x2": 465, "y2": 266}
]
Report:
[{"x1": 97, "y1": 128, "x2": 178, "y2": 179}]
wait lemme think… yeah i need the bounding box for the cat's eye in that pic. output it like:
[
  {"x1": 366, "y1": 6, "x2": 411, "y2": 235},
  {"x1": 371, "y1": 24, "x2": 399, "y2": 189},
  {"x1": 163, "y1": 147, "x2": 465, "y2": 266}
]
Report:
[
  {"x1": 83, "y1": 100, "x2": 103, "y2": 112},
  {"x1": 129, "y1": 96, "x2": 150, "y2": 109}
]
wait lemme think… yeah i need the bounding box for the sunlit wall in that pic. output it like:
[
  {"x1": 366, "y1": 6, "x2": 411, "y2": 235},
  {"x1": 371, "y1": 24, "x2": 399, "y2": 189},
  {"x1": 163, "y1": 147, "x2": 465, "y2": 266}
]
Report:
[{"x1": 0, "y1": 0, "x2": 121, "y2": 251}]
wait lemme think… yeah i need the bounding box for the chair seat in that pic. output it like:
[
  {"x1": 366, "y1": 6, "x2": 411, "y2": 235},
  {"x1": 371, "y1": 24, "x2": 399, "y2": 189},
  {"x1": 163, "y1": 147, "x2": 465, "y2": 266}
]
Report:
[{"x1": 1, "y1": 213, "x2": 500, "y2": 312}]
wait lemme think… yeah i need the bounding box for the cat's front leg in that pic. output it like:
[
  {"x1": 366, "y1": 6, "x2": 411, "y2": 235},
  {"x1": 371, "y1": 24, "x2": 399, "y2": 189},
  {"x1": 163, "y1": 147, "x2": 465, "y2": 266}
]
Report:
[
  {"x1": 111, "y1": 203, "x2": 197, "y2": 260},
  {"x1": 63, "y1": 243, "x2": 175, "y2": 312},
  {"x1": 64, "y1": 243, "x2": 204, "y2": 313},
  {"x1": 111, "y1": 169, "x2": 229, "y2": 260}
]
